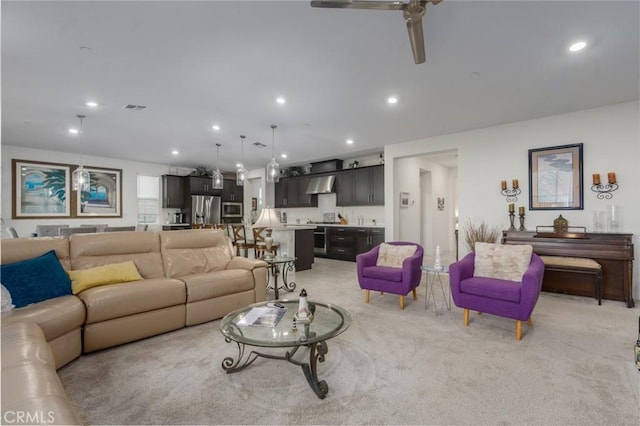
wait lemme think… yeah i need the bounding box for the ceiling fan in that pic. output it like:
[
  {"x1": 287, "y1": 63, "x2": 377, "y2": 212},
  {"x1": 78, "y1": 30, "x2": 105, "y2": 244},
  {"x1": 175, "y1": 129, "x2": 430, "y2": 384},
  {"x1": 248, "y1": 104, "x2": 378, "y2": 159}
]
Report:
[{"x1": 310, "y1": 0, "x2": 443, "y2": 64}]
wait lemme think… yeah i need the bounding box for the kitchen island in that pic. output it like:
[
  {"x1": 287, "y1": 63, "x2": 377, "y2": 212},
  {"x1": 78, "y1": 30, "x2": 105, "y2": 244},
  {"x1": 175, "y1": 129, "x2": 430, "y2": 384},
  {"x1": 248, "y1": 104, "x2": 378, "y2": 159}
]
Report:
[{"x1": 273, "y1": 225, "x2": 316, "y2": 271}]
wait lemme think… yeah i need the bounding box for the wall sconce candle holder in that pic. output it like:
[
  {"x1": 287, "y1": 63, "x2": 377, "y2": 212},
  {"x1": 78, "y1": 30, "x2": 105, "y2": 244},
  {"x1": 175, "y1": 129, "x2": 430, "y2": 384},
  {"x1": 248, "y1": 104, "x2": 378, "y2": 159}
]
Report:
[
  {"x1": 500, "y1": 179, "x2": 521, "y2": 202},
  {"x1": 591, "y1": 183, "x2": 618, "y2": 199},
  {"x1": 591, "y1": 172, "x2": 618, "y2": 199}
]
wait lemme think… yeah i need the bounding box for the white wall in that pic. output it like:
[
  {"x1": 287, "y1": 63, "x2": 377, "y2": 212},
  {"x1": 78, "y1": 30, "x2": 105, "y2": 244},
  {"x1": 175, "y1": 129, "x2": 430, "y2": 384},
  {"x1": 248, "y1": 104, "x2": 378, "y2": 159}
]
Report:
[
  {"x1": 394, "y1": 156, "x2": 453, "y2": 253},
  {"x1": 1, "y1": 145, "x2": 192, "y2": 237},
  {"x1": 385, "y1": 101, "x2": 640, "y2": 300}
]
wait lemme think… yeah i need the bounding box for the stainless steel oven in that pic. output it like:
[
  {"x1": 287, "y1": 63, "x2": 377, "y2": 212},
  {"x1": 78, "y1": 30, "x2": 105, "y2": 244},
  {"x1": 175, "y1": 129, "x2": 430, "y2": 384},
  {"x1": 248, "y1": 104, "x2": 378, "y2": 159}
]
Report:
[
  {"x1": 314, "y1": 226, "x2": 327, "y2": 256},
  {"x1": 221, "y1": 202, "x2": 243, "y2": 218}
]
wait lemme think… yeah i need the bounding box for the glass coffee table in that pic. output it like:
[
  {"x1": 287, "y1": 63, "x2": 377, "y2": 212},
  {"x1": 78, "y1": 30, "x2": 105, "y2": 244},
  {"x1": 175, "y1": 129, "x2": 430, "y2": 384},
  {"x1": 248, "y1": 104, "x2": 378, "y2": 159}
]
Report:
[{"x1": 220, "y1": 299, "x2": 351, "y2": 399}]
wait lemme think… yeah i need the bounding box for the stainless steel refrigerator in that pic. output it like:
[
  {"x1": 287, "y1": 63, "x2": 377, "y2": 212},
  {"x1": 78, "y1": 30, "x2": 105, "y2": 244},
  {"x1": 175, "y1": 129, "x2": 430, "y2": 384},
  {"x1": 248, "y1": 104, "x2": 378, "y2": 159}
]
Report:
[{"x1": 190, "y1": 195, "x2": 221, "y2": 226}]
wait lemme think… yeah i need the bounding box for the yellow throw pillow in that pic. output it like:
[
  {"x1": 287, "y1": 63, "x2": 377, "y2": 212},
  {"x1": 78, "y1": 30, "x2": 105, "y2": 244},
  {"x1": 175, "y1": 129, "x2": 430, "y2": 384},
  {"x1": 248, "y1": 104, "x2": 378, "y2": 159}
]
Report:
[
  {"x1": 376, "y1": 243, "x2": 418, "y2": 268},
  {"x1": 69, "y1": 261, "x2": 142, "y2": 294}
]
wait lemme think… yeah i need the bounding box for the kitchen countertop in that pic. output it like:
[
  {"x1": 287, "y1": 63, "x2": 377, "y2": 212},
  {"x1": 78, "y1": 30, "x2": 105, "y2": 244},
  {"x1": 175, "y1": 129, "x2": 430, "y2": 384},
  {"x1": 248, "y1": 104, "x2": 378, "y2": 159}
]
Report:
[
  {"x1": 285, "y1": 223, "x2": 385, "y2": 229},
  {"x1": 280, "y1": 225, "x2": 317, "y2": 230}
]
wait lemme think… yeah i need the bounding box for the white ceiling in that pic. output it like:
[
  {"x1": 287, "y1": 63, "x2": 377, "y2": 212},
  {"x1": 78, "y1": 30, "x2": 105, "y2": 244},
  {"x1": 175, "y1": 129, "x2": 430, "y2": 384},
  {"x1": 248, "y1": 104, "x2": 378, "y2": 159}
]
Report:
[{"x1": 2, "y1": 1, "x2": 638, "y2": 172}]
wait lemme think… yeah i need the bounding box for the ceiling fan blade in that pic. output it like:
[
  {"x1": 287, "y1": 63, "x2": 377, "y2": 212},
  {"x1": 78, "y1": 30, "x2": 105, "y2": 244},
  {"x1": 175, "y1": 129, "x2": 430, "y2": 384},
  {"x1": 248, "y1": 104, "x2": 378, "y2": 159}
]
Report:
[
  {"x1": 406, "y1": 17, "x2": 426, "y2": 64},
  {"x1": 310, "y1": 1, "x2": 405, "y2": 11}
]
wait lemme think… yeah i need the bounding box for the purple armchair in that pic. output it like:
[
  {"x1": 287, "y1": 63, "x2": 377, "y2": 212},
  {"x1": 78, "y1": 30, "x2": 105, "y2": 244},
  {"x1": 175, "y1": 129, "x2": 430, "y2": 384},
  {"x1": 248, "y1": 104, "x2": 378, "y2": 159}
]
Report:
[
  {"x1": 356, "y1": 242, "x2": 424, "y2": 310},
  {"x1": 449, "y1": 252, "x2": 544, "y2": 340}
]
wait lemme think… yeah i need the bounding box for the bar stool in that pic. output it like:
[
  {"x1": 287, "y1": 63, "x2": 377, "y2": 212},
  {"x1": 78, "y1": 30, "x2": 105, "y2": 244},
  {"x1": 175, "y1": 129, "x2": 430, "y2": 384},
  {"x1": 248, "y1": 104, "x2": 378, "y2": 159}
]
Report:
[
  {"x1": 231, "y1": 224, "x2": 256, "y2": 257},
  {"x1": 253, "y1": 227, "x2": 279, "y2": 258}
]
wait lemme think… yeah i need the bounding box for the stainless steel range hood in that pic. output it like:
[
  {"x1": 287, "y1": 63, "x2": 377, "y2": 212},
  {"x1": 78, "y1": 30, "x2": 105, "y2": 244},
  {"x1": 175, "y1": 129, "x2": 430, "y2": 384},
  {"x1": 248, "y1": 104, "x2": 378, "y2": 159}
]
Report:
[{"x1": 306, "y1": 175, "x2": 336, "y2": 194}]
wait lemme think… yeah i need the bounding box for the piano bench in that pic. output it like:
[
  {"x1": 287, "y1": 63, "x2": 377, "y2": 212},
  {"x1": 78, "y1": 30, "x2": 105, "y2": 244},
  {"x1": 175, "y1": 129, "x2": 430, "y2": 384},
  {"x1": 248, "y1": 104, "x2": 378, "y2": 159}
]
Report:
[{"x1": 539, "y1": 256, "x2": 602, "y2": 305}]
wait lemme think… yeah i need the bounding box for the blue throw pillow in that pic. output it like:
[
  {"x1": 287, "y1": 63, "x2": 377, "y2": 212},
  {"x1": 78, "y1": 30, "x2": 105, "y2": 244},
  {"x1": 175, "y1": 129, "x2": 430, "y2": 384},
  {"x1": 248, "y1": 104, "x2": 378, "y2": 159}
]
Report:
[{"x1": 0, "y1": 250, "x2": 71, "y2": 308}]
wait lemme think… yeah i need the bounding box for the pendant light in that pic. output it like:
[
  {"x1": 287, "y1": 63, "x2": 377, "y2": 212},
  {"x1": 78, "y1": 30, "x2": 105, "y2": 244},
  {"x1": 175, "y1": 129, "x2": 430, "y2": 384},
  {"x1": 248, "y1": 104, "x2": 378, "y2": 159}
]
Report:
[
  {"x1": 212, "y1": 143, "x2": 224, "y2": 190},
  {"x1": 71, "y1": 114, "x2": 90, "y2": 192},
  {"x1": 236, "y1": 135, "x2": 247, "y2": 186},
  {"x1": 266, "y1": 124, "x2": 280, "y2": 183}
]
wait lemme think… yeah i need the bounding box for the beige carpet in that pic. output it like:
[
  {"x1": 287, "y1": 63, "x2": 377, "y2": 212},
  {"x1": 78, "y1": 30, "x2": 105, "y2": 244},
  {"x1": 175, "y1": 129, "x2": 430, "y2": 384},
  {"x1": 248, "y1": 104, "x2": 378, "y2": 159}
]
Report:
[{"x1": 58, "y1": 258, "x2": 640, "y2": 425}]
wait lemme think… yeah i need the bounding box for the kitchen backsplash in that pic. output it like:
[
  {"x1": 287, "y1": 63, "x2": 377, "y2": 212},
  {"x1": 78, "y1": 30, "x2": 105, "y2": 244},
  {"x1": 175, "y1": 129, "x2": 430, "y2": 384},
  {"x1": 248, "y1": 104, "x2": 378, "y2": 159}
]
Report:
[{"x1": 278, "y1": 193, "x2": 385, "y2": 226}]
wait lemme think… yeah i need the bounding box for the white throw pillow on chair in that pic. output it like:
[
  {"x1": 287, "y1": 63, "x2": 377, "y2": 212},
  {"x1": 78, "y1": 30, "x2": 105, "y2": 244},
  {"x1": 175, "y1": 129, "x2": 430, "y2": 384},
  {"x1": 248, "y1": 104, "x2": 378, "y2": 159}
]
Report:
[
  {"x1": 473, "y1": 242, "x2": 533, "y2": 281},
  {"x1": 376, "y1": 243, "x2": 417, "y2": 268}
]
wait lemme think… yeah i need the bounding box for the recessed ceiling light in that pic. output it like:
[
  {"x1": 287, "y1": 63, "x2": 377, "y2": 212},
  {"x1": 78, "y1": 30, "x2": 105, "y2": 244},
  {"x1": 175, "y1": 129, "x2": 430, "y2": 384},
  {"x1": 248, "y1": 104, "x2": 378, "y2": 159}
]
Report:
[
  {"x1": 212, "y1": 125, "x2": 220, "y2": 131},
  {"x1": 236, "y1": 163, "x2": 243, "y2": 168},
  {"x1": 69, "y1": 128, "x2": 79, "y2": 134},
  {"x1": 569, "y1": 41, "x2": 587, "y2": 52},
  {"x1": 346, "y1": 139, "x2": 354, "y2": 145},
  {"x1": 86, "y1": 101, "x2": 98, "y2": 107},
  {"x1": 171, "y1": 150, "x2": 179, "y2": 155},
  {"x1": 387, "y1": 97, "x2": 398, "y2": 105},
  {"x1": 276, "y1": 97, "x2": 286, "y2": 105},
  {"x1": 281, "y1": 153, "x2": 288, "y2": 159}
]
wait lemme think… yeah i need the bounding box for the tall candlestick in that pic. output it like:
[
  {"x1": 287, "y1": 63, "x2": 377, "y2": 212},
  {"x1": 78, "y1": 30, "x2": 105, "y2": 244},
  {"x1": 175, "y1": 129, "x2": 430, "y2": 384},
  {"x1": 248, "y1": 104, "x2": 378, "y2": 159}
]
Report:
[
  {"x1": 519, "y1": 206, "x2": 525, "y2": 215},
  {"x1": 501, "y1": 180, "x2": 507, "y2": 190},
  {"x1": 508, "y1": 203, "x2": 515, "y2": 212},
  {"x1": 607, "y1": 172, "x2": 616, "y2": 184}
]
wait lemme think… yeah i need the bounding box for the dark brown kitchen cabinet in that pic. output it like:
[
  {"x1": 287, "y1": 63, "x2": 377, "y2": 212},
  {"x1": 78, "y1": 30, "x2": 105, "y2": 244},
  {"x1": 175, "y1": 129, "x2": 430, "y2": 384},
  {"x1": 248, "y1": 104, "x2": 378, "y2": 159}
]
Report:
[
  {"x1": 354, "y1": 227, "x2": 385, "y2": 256},
  {"x1": 327, "y1": 227, "x2": 355, "y2": 261},
  {"x1": 222, "y1": 179, "x2": 243, "y2": 202},
  {"x1": 162, "y1": 175, "x2": 185, "y2": 208},
  {"x1": 186, "y1": 176, "x2": 219, "y2": 195},
  {"x1": 327, "y1": 226, "x2": 385, "y2": 261},
  {"x1": 337, "y1": 165, "x2": 384, "y2": 206},
  {"x1": 335, "y1": 170, "x2": 356, "y2": 206},
  {"x1": 274, "y1": 176, "x2": 318, "y2": 208}
]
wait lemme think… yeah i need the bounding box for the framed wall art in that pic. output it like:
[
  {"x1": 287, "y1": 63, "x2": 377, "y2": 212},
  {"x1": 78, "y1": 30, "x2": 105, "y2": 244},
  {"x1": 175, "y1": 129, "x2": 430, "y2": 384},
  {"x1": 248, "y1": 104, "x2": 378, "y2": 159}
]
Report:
[
  {"x1": 76, "y1": 167, "x2": 122, "y2": 217},
  {"x1": 528, "y1": 143, "x2": 583, "y2": 210},
  {"x1": 400, "y1": 192, "x2": 409, "y2": 208},
  {"x1": 12, "y1": 159, "x2": 71, "y2": 218}
]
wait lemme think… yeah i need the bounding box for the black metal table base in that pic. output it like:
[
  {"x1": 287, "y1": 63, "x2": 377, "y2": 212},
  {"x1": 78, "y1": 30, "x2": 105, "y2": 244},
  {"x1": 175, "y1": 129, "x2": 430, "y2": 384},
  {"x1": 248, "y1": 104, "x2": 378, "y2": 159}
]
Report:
[
  {"x1": 222, "y1": 338, "x2": 329, "y2": 399},
  {"x1": 266, "y1": 261, "x2": 297, "y2": 299}
]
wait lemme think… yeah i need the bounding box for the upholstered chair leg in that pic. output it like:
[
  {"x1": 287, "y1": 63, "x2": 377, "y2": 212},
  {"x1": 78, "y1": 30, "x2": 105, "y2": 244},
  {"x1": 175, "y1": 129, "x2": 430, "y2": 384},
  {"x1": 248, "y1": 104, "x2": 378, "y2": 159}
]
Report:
[
  {"x1": 412, "y1": 289, "x2": 417, "y2": 300},
  {"x1": 477, "y1": 311, "x2": 483, "y2": 315},
  {"x1": 365, "y1": 290, "x2": 370, "y2": 303},
  {"x1": 527, "y1": 317, "x2": 533, "y2": 326},
  {"x1": 463, "y1": 308, "x2": 469, "y2": 326},
  {"x1": 516, "y1": 320, "x2": 523, "y2": 340},
  {"x1": 380, "y1": 292, "x2": 384, "y2": 295},
  {"x1": 399, "y1": 295, "x2": 405, "y2": 310}
]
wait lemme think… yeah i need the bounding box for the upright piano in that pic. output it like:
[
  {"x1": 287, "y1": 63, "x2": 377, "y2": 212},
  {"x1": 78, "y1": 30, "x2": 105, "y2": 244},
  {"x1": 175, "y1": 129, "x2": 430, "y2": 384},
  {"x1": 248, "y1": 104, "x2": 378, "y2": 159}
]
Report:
[{"x1": 502, "y1": 231, "x2": 634, "y2": 307}]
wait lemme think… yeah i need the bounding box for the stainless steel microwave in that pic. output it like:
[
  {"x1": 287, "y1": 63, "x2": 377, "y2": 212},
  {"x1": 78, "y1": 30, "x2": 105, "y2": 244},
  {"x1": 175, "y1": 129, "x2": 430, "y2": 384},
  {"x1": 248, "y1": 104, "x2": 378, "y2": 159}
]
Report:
[{"x1": 222, "y1": 202, "x2": 243, "y2": 218}]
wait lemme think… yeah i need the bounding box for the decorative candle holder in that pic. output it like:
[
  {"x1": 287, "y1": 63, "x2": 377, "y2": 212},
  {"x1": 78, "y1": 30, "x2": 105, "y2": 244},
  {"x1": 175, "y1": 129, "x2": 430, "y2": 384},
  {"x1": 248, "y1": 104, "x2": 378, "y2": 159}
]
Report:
[
  {"x1": 518, "y1": 214, "x2": 526, "y2": 231},
  {"x1": 508, "y1": 212, "x2": 516, "y2": 231},
  {"x1": 591, "y1": 172, "x2": 619, "y2": 199},
  {"x1": 591, "y1": 183, "x2": 619, "y2": 199},
  {"x1": 500, "y1": 179, "x2": 521, "y2": 202}
]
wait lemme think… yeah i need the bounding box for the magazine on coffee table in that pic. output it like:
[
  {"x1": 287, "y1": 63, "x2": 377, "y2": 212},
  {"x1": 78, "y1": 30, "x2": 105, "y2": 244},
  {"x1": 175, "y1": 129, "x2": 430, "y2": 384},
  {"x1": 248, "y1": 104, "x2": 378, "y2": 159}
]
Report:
[{"x1": 238, "y1": 306, "x2": 287, "y2": 327}]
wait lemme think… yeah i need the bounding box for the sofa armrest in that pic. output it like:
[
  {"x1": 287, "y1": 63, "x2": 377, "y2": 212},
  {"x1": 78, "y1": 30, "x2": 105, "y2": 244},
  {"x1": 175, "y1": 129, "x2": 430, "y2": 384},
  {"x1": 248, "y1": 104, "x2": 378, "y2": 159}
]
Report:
[
  {"x1": 356, "y1": 245, "x2": 380, "y2": 278},
  {"x1": 401, "y1": 248, "x2": 424, "y2": 287},
  {"x1": 449, "y1": 252, "x2": 475, "y2": 295},
  {"x1": 520, "y1": 254, "x2": 545, "y2": 317},
  {"x1": 226, "y1": 256, "x2": 268, "y2": 271}
]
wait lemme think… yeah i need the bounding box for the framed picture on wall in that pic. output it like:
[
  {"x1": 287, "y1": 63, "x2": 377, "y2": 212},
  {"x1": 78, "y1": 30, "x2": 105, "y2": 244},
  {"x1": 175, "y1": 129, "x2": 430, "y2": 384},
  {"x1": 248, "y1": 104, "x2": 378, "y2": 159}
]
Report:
[
  {"x1": 400, "y1": 192, "x2": 409, "y2": 208},
  {"x1": 12, "y1": 159, "x2": 72, "y2": 218},
  {"x1": 76, "y1": 167, "x2": 123, "y2": 217},
  {"x1": 528, "y1": 143, "x2": 583, "y2": 210}
]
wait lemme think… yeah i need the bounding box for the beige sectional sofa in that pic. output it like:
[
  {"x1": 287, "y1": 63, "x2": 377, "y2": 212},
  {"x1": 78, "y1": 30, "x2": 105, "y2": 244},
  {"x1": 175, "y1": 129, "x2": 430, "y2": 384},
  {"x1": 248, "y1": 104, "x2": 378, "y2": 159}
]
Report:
[{"x1": 1, "y1": 229, "x2": 267, "y2": 425}]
